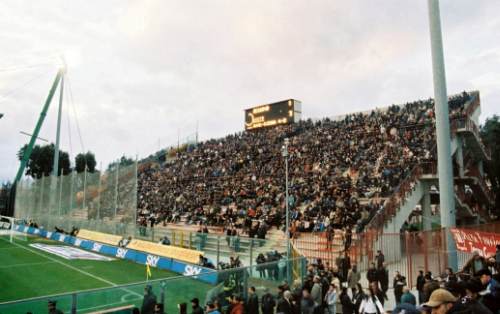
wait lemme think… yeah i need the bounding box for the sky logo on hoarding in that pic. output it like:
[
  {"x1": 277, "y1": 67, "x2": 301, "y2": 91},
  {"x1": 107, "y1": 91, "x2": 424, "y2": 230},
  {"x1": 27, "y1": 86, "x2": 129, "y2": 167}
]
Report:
[
  {"x1": 74, "y1": 239, "x2": 82, "y2": 247},
  {"x1": 59, "y1": 234, "x2": 66, "y2": 242},
  {"x1": 34, "y1": 229, "x2": 40, "y2": 235},
  {"x1": 183, "y1": 265, "x2": 202, "y2": 277},
  {"x1": 116, "y1": 248, "x2": 128, "y2": 258},
  {"x1": 146, "y1": 255, "x2": 159, "y2": 267},
  {"x1": 92, "y1": 243, "x2": 102, "y2": 252},
  {"x1": 46, "y1": 232, "x2": 52, "y2": 239}
]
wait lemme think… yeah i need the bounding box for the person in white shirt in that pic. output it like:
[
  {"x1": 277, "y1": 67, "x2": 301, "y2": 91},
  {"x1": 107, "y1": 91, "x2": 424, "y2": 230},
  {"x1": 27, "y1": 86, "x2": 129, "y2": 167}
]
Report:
[
  {"x1": 324, "y1": 283, "x2": 337, "y2": 314},
  {"x1": 359, "y1": 287, "x2": 384, "y2": 314}
]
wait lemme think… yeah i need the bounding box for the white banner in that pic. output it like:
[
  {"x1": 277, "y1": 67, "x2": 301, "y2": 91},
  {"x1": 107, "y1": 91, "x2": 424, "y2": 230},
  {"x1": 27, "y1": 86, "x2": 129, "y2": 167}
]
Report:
[{"x1": 30, "y1": 243, "x2": 114, "y2": 261}]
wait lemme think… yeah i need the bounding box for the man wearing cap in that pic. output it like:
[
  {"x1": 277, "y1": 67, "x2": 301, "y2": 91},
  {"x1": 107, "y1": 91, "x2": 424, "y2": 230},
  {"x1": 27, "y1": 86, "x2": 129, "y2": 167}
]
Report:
[
  {"x1": 422, "y1": 288, "x2": 457, "y2": 314},
  {"x1": 191, "y1": 297, "x2": 204, "y2": 314}
]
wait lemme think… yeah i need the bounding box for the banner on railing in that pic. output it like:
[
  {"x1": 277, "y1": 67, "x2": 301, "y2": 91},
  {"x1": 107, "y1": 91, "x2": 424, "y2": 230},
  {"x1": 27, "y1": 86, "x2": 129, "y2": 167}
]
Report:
[{"x1": 450, "y1": 228, "x2": 500, "y2": 256}]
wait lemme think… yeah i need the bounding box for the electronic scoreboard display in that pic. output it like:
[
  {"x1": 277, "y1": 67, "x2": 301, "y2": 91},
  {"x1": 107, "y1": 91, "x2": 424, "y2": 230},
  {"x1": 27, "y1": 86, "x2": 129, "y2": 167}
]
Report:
[{"x1": 244, "y1": 99, "x2": 302, "y2": 130}]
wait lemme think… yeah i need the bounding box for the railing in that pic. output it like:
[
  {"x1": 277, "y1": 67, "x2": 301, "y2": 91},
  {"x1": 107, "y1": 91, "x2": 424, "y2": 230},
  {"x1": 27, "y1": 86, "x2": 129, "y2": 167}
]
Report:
[
  {"x1": 451, "y1": 117, "x2": 491, "y2": 159},
  {"x1": 0, "y1": 257, "x2": 307, "y2": 314}
]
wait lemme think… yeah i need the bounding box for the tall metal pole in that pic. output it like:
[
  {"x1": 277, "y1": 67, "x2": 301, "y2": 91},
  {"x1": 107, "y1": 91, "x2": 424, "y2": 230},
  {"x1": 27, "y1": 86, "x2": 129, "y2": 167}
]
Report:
[
  {"x1": 114, "y1": 161, "x2": 119, "y2": 219},
  {"x1": 52, "y1": 75, "x2": 64, "y2": 177},
  {"x1": 14, "y1": 70, "x2": 63, "y2": 184},
  {"x1": 283, "y1": 138, "x2": 291, "y2": 282},
  {"x1": 427, "y1": 0, "x2": 457, "y2": 270},
  {"x1": 97, "y1": 162, "x2": 102, "y2": 220}
]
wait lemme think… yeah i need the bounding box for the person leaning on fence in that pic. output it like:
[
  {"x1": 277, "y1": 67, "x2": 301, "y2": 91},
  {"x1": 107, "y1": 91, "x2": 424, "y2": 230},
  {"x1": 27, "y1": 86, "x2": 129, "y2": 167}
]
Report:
[{"x1": 461, "y1": 250, "x2": 489, "y2": 276}]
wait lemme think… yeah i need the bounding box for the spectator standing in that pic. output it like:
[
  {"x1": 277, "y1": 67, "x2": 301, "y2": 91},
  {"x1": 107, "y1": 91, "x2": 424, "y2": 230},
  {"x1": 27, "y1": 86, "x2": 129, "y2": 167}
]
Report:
[
  {"x1": 230, "y1": 296, "x2": 245, "y2": 314},
  {"x1": 246, "y1": 287, "x2": 259, "y2": 314},
  {"x1": 369, "y1": 282, "x2": 385, "y2": 307},
  {"x1": 310, "y1": 275, "x2": 323, "y2": 306},
  {"x1": 400, "y1": 287, "x2": 416, "y2": 305},
  {"x1": 358, "y1": 287, "x2": 384, "y2": 314},
  {"x1": 277, "y1": 290, "x2": 293, "y2": 314},
  {"x1": 337, "y1": 251, "x2": 351, "y2": 283},
  {"x1": 352, "y1": 283, "x2": 365, "y2": 314},
  {"x1": 375, "y1": 250, "x2": 385, "y2": 269},
  {"x1": 347, "y1": 264, "x2": 361, "y2": 295},
  {"x1": 377, "y1": 263, "x2": 389, "y2": 298},
  {"x1": 367, "y1": 263, "x2": 378, "y2": 284},
  {"x1": 324, "y1": 284, "x2": 337, "y2": 314},
  {"x1": 142, "y1": 285, "x2": 157, "y2": 314},
  {"x1": 191, "y1": 298, "x2": 204, "y2": 314},
  {"x1": 339, "y1": 287, "x2": 354, "y2": 314},
  {"x1": 416, "y1": 270, "x2": 425, "y2": 304},
  {"x1": 300, "y1": 289, "x2": 316, "y2": 314},
  {"x1": 206, "y1": 302, "x2": 221, "y2": 314},
  {"x1": 261, "y1": 288, "x2": 276, "y2": 314},
  {"x1": 393, "y1": 271, "x2": 407, "y2": 304}
]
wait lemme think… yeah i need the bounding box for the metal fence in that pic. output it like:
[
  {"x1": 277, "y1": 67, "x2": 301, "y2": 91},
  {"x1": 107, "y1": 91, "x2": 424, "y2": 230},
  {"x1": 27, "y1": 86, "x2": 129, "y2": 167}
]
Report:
[
  {"x1": 14, "y1": 163, "x2": 137, "y2": 236},
  {"x1": 0, "y1": 256, "x2": 306, "y2": 314}
]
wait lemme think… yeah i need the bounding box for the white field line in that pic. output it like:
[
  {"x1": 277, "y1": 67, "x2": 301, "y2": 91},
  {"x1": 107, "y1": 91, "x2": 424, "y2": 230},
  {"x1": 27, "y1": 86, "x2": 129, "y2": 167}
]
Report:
[
  {"x1": 0, "y1": 261, "x2": 56, "y2": 269},
  {"x1": 0, "y1": 238, "x2": 142, "y2": 299}
]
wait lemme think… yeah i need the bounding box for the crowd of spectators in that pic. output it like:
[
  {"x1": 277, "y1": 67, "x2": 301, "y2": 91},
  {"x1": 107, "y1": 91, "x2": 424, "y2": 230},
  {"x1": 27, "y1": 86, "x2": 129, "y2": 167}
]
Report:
[{"x1": 137, "y1": 93, "x2": 471, "y2": 237}]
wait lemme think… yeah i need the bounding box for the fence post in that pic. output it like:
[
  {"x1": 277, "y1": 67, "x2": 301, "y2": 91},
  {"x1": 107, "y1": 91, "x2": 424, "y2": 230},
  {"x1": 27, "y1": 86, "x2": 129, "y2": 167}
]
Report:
[
  {"x1": 71, "y1": 293, "x2": 77, "y2": 314},
  {"x1": 249, "y1": 239, "x2": 254, "y2": 277},
  {"x1": 180, "y1": 232, "x2": 185, "y2": 248},
  {"x1": 189, "y1": 232, "x2": 193, "y2": 249},
  {"x1": 216, "y1": 236, "x2": 220, "y2": 267}
]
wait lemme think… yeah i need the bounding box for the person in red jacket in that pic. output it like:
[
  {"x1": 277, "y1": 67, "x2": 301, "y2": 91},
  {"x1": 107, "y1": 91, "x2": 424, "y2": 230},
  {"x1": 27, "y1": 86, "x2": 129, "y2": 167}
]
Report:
[{"x1": 230, "y1": 295, "x2": 245, "y2": 314}]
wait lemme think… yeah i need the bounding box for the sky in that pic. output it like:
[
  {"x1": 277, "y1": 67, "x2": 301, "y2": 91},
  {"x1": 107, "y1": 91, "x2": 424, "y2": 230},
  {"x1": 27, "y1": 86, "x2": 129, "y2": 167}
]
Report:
[{"x1": 0, "y1": 0, "x2": 499, "y2": 183}]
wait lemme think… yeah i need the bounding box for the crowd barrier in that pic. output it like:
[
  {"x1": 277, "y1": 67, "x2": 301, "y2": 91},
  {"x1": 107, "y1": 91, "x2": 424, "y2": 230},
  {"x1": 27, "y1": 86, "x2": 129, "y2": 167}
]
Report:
[
  {"x1": 1, "y1": 228, "x2": 307, "y2": 314},
  {"x1": 13, "y1": 224, "x2": 218, "y2": 285}
]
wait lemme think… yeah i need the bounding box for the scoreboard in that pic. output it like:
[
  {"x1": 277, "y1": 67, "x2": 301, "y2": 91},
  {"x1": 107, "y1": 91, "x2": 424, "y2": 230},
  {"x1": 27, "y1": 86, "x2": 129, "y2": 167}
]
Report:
[{"x1": 244, "y1": 99, "x2": 302, "y2": 130}]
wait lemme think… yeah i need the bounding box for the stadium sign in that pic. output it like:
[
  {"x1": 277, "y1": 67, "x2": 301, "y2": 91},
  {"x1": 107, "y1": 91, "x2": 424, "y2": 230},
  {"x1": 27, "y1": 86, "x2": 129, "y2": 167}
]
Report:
[
  {"x1": 244, "y1": 99, "x2": 301, "y2": 130},
  {"x1": 451, "y1": 228, "x2": 500, "y2": 256}
]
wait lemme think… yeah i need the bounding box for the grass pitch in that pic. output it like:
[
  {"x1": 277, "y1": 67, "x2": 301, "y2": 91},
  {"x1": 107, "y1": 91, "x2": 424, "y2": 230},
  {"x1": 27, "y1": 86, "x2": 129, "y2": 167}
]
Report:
[{"x1": 0, "y1": 235, "x2": 213, "y2": 314}]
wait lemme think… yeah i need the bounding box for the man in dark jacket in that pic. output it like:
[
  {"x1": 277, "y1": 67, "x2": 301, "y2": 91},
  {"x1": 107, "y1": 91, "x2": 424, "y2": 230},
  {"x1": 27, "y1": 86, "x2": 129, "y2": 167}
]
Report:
[
  {"x1": 141, "y1": 285, "x2": 157, "y2": 314},
  {"x1": 416, "y1": 270, "x2": 425, "y2": 304},
  {"x1": 367, "y1": 262, "x2": 378, "y2": 284},
  {"x1": 277, "y1": 290, "x2": 293, "y2": 314},
  {"x1": 246, "y1": 287, "x2": 259, "y2": 314},
  {"x1": 261, "y1": 289, "x2": 276, "y2": 314},
  {"x1": 377, "y1": 263, "x2": 389, "y2": 297},
  {"x1": 393, "y1": 271, "x2": 406, "y2": 304},
  {"x1": 191, "y1": 297, "x2": 204, "y2": 314},
  {"x1": 375, "y1": 250, "x2": 385, "y2": 269}
]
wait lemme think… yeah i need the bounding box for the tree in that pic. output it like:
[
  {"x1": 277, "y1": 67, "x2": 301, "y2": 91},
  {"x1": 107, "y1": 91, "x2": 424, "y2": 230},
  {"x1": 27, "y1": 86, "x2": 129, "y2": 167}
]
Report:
[
  {"x1": 17, "y1": 144, "x2": 71, "y2": 179},
  {"x1": 481, "y1": 115, "x2": 500, "y2": 211},
  {"x1": 75, "y1": 152, "x2": 97, "y2": 173},
  {"x1": 107, "y1": 155, "x2": 135, "y2": 171}
]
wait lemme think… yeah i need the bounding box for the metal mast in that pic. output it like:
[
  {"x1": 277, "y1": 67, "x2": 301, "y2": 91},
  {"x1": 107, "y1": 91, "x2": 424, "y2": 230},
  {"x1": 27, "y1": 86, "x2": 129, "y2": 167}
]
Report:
[{"x1": 427, "y1": 0, "x2": 457, "y2": 270}]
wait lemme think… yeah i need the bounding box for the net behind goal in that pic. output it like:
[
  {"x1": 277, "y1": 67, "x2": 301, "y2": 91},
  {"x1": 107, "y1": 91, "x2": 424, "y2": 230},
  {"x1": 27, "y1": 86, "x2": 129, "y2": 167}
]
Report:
[{"x1": 0, "y1": 215, "x2": 28, "y2": 242}]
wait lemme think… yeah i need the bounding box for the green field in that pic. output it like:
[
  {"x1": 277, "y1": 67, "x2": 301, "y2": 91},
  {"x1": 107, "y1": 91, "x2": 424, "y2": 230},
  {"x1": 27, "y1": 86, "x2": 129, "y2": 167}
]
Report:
[{"x1": 0, "y1": 235, "x2": 213, "y2": 314}]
